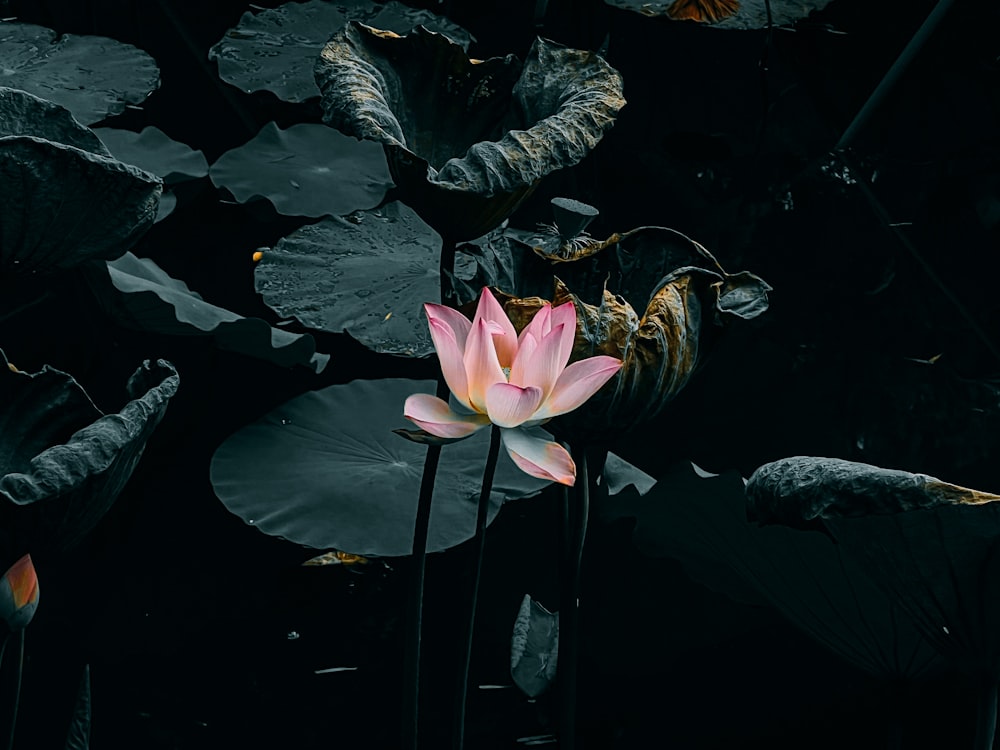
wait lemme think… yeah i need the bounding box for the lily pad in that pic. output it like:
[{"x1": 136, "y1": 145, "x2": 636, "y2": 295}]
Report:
[
  {"x1": 208, "y1": 0, "x2": 474, "y2": 103},
  {"x1": 256, "y1": 201, "x2": 450, "y2": 356},
  {"x1": 93, "y1": 127, "x2": 208, "y2": 184},
  {"x1": 0, "y1": 349, "x2": 179, "y2": 557},
  {"x1": 0, "y1": 22, "x2": 159, "y2": 125},
  {"x1": 603, "y1": 0, "x2": 833, "y2": 29},
  {"x1": 0, "y1": 87, "x2": 109, "y2": 155},
  {"x1": 84, "y1": 252, "x2": 330, "y2": 373},
  {"x1": 602, "y1": 462, "x2": 943, "y2": 680},
  {"x1": 210, "y1": 378, "x2": 551, "y2": 557},
  {"x1": 0, "y1": 136, "x2": 161, "y2": 275},
  {"x1": 209, "y1": 121, "x2": 393, "y2": 217}
]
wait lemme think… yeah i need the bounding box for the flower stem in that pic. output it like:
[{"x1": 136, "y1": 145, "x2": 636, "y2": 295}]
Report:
[
  {"x1": 453, "y1": 424, "x2": 502, "y2": 750},
  {"x1": 6, "y1": 630, "x2": 24, "y2": 750},
  {"x1": 402, "y1": 237, "x2": 459, "y2": 750},
  {"x1": 973, "y1": 681, "x2": 998, "y2": 750},
  {"x1": 558, "y1": 445, "x2": 589, "y2": 750}
]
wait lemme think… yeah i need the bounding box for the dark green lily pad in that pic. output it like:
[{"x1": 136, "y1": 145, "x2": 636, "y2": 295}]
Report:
[
  {"x1": 603, "y1": 0, "x2": 833, "y2": 29},
  {"x1": 0, "y1": 349, "x2": 179, "y2": 557},
  {"x1": 208, "y1": 0, "x2": 473, "y2": 103},
  {"x1": 209, "y1": 121, "x2": 393, "y2": 217},
  {"x1": 601, "y1": 462, "x2": 943, "y2": 680},
  {"x1": 84, "y1": 252, "x2": 330, "y2": 373},
  {"x1": 0, "y1": 136, "x2": 161, "y2": 275},
  {"x1": 210, "y1": 378, "x2": 551, "y2": 557},
  {"x1": 0, "y1": 22, "x2": 159, "y2": 125},
  {"x1": 155, "y1": 191, "x2": 178, "y2": 223},
  {"x1": 256, "y1": 201, "x2": 457, "y2": 356},
  {"x1": 0, "y1": 87, "x2": 109, "y2": 155},
  {"x1": 93, "y1": 127, "x2": 208, "y2": 184}
]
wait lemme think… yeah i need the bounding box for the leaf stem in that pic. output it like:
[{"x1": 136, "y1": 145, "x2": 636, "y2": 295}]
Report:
[
  {"x1": 6, "y1": 630, "x2": 24, "y2": 750},
  {"x1": 558, "y1": 445, "x2": 589, "y2": 750},
  {"x1": 453, "y1": 424, "x2": 502, "y2": 750},
  {"x1": 973, "y1": 681, "x2": 998, "y2": 750}
]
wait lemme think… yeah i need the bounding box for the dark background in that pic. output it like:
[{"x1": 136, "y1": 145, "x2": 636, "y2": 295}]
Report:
[{"x1": 3, "y1": 0, "x2": 1000, "y2": 747}]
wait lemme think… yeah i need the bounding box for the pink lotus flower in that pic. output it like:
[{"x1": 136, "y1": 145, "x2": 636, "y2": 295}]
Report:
[
  {"x1": 0, "y1": 554, "x2": 39, "y2": 631},
  {"x1": 404, "y1": 288, "x2": 623, "y2": 485}
]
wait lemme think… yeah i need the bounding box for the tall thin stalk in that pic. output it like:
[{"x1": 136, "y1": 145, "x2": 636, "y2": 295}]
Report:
[
  {"x1": 6, "y1": 631, "x2": 23, "y2": 750},
  {"x1": 401, "y1": 238, "x2": 458, "y2": 750},
  {"x1": 558, "y1": 446, "x2": 589, "y2": 750},
  {"x1": 452, "y1": 425, "x2": 503, "y2": 750},
  {"x1": 973, "y1": 681, "x2": 997, "y2": 750}
]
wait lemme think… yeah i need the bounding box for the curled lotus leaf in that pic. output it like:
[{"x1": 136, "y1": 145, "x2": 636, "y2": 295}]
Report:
[
  {"x1": 209, "y1": 0, "x2": 473, "y2": 103},
  {"x1": 601, "y1": 462, "x2": 944, "y2": 680},
  {"x1": 209, "y1": 121, "x2": 393, "y2": 218},
  {"x1": 511, "y1": 594, "x2": 559, "y2": 698},
  {"x1": 210, "y1": 379, "x2": 550, "y2": 557},
  {"x1": 94, "y1": 126, "x2": 208, "y2": 184},
  {"x1": 492, "y1": 229, "x2": 770, "y2": 439},
  {"x1": 0, "y1": 136, "x2": 161, "y2": 275},
  {"x1": 0, "y1": 349, "x2": 179, "y2": 557},
  {"x1": 0, "y1": 22, "x2": 159, "y2": 125},
  {"x1": 745, "y1": 456, "x2": 1000, "y2": 526},
  {"x1": 84, "y1": 252, "x2": 329, "y2": 373},
  {"x1": 746, "y1": 456, "x2": 1000, "y2": 679},
  {"x1": 603, "y1": 0, "x2": 833, "y2": 29},
  {"x1": 316, "y1": 24, "x2": 625, "y2": 241},
  {"x1": 0, "y1": 87, "x2": 109, "y2": 155}
]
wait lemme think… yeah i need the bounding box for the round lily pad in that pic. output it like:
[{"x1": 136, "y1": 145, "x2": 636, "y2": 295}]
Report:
[
  {"x1": 0, "y1": 22, "x2": 159, "y2": 125},
  {"x1": 209, "y1": 121, "x2": 393, "y2": 217},
  {"x1": 603, "y1": 0, "x2": 833, "y2": 29},
  {"x1": 93, "y1": 127, "x2": 208, "y2": 184},
  {"x1": 210, "y1": 378, "x2": 550, "y2": 557},
  {"x1": 208, "y1": 0, "x2": 474, "y2": 103},
  {"x1": 255, "y1": 201, "x2": 447, "y2": 356}
]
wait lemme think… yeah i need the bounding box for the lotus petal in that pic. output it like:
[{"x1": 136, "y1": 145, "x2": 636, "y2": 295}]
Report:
[
  {"x1": 0, "y1": 554, "x2": 39, "y2": 631},
  {"x1": 511, "y1": 594, "x2": 559, "y2": 698},
  {"x1": 209, "y1": 0, "x2": 473, "y2": 103},
  {"x1": 209, "y1": 121, "x2": 392, "y2": 218},
  {"x1": 317, "y1": 25, "x2": 625, "y2": 240},
  {"x1": 84, "y1": 252, "x2": 329, "y2": 373},
  {"x1": 747, "y1": 457, "x2": 1000, "y2": 679},
  {"x1": 0, "y1": 137, "x2": 161, "y2": 275},
  {"x1": 602, "y1": 461, "x2": 944, "y2": 680},
  {"x1": 0, "y1": 22, "x2": 159, "y2": 125},
  {"x1": 255, "y1": 201, "x2": 456, "y2": 357},
  {"x1": 0, "y1": 349, "x2": 179, "y2": 556},
  {"x1": 94, "y1": 126, "x2": 208, "y2": 184},
  {"x1": 210, "y1": 379, "x2": 550, "y2": 557},
  {"x1": 603, "y1": 0, "x2": 834, "y2": 29}
]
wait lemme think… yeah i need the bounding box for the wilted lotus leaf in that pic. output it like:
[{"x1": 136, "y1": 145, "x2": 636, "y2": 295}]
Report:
[
  {"x1": 94, "y1": 126, "x2": 208, "y2": 184},
  {"x1": 0, "y1": 349, "x2": 179, "y2": 557},
  {"x1": 317, "y1": 24, "x2": 625, "y2": 241},
  {"x1": 511, "y1": 594, "x2": 559, "y2": 698},
  {"x1": 210, "y1": 379, "x2": 550, "y2": 557},
  {"x1": 209, "y1": 0, "x2": 473, "y2": 103},
  {"x1": 746, "y1": 457, "x2": 1000, "y2": 679},
  {"x1": 0, "y1": 137, "x2": 161, "y2": 275},
  {"x1": 0, "y1": 22, "x2": 159, "y2": 125},
  {"x1": 84, "y1": 252, "x2": 329, "y2": 373},
  {"x1": 256, "y1": 201, "x2": 467, "y2": 357},
  {"x1": 603, "y1": 0, "x2": 833, "y2": 29},
  {"x1": 603, "y1": 461, "x2": 943, "y2": 680},
  {"x1": 493, "y1": 228, "x2": 770, "y2": 438},
  {"x1": 209, "y1": 121, "x2": 393, "y2": 218}
]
